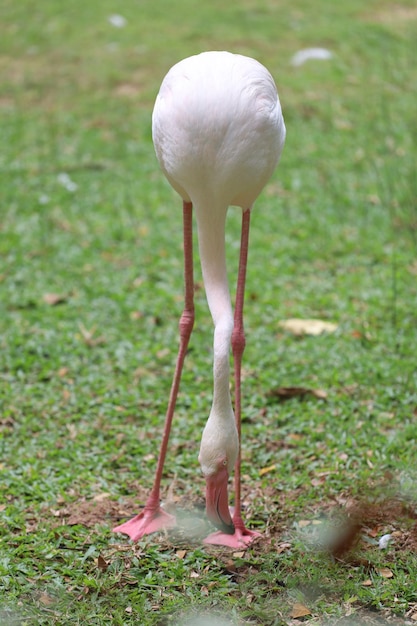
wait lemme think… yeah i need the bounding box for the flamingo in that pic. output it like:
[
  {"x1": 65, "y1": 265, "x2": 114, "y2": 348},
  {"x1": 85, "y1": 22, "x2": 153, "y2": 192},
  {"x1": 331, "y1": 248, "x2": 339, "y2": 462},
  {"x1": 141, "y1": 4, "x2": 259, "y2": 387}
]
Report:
[{"x1": 113, "y1": 51, "x2": 285, "y2": 548}]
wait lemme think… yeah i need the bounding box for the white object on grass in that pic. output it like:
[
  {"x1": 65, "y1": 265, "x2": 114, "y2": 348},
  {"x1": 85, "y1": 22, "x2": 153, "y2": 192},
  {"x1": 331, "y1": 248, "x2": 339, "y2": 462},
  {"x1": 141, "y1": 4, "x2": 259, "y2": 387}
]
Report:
[
  {"x1": 379, "y1": 534, "x2": 392, "y2": 549},
  {"x1": 291, "y1": 48, "x2": 333, "y2": 67},
  {"x1": 57, "y1": 173, "x2": 77, "y2": 192},
  {"x1": 108, "y1": 14, "x2": 127, "y2": 28}
]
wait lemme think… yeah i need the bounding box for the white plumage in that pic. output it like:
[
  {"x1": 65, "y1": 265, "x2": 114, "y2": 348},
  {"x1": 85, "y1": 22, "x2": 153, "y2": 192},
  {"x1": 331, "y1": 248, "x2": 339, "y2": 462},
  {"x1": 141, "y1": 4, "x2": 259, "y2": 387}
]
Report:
[{"x1": 153, "y1": 51, "x2": 284, "y2": 208}]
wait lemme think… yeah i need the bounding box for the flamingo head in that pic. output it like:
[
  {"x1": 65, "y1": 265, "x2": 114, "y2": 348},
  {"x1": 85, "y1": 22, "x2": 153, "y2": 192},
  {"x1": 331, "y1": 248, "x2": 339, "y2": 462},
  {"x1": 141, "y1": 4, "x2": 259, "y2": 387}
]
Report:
[
  {"x1": 203, "y1": 457, "x2": 234, "y2": 534},
  {"x1": 198, "y1": 418, "x2": 238, "y2": 534}
]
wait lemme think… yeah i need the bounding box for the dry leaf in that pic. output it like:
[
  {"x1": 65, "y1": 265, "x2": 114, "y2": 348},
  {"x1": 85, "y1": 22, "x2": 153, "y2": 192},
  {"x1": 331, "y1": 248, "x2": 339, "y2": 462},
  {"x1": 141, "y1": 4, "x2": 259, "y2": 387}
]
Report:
[
  {"x1": 39, "y1": 593, "x2": 54, "y2": 606},
  {"x1": 311, "y1": 388, "x2": 328, "y2": 399},
  {"x1": 410, "y1": 613, "x2": 417, "y2": 621},
  {"x1": 362, "y1": 579, "x2": 373, "y2": 586},
  {"x1": 115, "y1": 84, "x2": 139, "y2": 98},
  {"x1": 379, "y1": 568, "x2": 394, "y2": 578},
  {"x1": 268, "y1": 386, "x2": 327, "y2": 402},
  {"x1": 233, "y1": 551, "x2": 245, "y2": 559},
  {"x1": 279, "y1": 318, "x2": 338, "y2": 336},
  {"x1": 97, "y1": 555, "x2": 108, "y2": 571},
  {"x1": 311, "y1": 477, "x2": 326, "y2": 487},
  {"x1": 298, "y1": 520, "x2": 311, "y2": 528},
  {"x1": 224, "y1": 559, "x2": 237, "y2": 573},
  {"x1": 78, "y1": 323, "x2": 105, "y2": 347},
  {"x1": 117, "y1": 509, "x2": 131, "y2": 517},
  {"x1": 290, "y1": 602, "x2": 311, "y2": 618},
  {"x1": 67, "y1": 424, "x2": 77, "y2": 440},
  {"x1": 288, "y1": 433, "x2": 303, "y2": 441},
  {"x1": 43, "y1": 292, "x2": 68, "y2": 306},
  {"x1": 176, "y1": 549, "x2": 187, "y2": 559},
  {"x1": 276, "y1": 542, "x2": 292, "y2": 554},
  {"x1": 259, "y1": 464, "x2": 276, "y2": 476},
  {"x1": 93, "y1": 492, "x2": 111, "y2": 502}
]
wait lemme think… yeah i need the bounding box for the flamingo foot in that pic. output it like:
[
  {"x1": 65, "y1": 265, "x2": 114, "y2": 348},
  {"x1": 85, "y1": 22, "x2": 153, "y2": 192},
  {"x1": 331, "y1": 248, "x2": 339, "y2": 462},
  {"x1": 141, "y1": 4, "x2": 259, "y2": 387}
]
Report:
[
  {"x1": 203, "y1": 526, "x2": 261, "y2": 548},
  {"x1": 113, "y1": 506, "x2": 176, "y2": 541}
]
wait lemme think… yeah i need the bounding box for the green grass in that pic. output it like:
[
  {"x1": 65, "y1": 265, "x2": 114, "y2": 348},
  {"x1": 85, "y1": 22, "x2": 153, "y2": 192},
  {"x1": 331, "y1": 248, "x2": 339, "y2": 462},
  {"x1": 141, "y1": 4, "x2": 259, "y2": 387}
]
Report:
[{"x1": 1, "y1": 0, "x2": 417, "y2": 624}]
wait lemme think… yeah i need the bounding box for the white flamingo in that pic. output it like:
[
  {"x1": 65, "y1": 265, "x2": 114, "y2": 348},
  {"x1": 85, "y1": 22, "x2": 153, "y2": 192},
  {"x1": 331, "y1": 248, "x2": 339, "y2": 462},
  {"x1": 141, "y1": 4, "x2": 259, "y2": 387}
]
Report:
[{"x1": 114, "y1": 51, "x2": 285, "y2": 547}]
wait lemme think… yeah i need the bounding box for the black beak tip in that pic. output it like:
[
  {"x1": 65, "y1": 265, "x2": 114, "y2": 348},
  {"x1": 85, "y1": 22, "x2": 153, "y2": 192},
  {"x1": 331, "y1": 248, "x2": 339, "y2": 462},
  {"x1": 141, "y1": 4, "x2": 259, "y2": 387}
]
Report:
[{"x1": 218, "y1": 520, "x2": 235, "y2": 535}]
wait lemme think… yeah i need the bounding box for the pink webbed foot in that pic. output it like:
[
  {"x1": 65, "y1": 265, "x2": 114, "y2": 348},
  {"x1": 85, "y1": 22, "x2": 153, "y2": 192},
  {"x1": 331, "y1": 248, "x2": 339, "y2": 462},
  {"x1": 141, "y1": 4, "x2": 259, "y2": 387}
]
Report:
[
  {"x1": 203, "y1": 525, "x2": 261, "y2": 548},
  {"x1": 113, "y1": 506, "x2": 176, "y2": 541}
]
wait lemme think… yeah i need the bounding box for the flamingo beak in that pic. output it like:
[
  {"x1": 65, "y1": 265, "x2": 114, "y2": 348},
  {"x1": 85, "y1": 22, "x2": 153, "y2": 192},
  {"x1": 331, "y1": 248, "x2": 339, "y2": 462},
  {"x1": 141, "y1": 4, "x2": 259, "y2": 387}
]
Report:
[{"x1": 205, "y1": 465, "x2": 235, "y2": 534}]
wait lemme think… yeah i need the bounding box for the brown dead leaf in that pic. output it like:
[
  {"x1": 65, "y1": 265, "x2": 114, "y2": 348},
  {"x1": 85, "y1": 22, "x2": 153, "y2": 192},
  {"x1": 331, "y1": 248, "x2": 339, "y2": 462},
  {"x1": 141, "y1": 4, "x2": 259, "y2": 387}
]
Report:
[
  {"x1": 43, "y1": 292, "x2": 69, "y2": 306},
  {"x1": 269, "y1": 386, "x2": 303, "y2": 400},
  {"x1": 39, "y1": 592, "x2": 54, "y2": 606},
  {"x1": 410, "y1": 613, "x2": 417, "y2": 621},
  {"x1": 114, "y1": 83, "x2": 140, "y2": 98},
  {"x1": 279, "y1": 318, "x2": 338, "y2": 336},
  {"x1": 290, "y1": 602, "x2": 311, "y2": 618},
  {"x1": 362, "y1": 579, "x2": 373, "y2": 586},
  {"x1": 276, "y1": 542, "x2": 292, "y2": 554},
  {"x1": 93, "y1": 492, "x2": 111, "y2": 502},
  {"x1": 311, "y1": 388, "x2": 328, "y2": 399},
  {"x1": 378, "y1": 567, "x2": 394, "y2": 578},
  {"x1": 268, "y1": 386, "x2": 328, "y2": 402},
  {"x1": 67, "y1": 423, "x2": 77, "y2": 440},
  {"x1": 97, "y1": 555, "x2": 108, "y2": 571},
  {"x1": 233, "y1": 551, "x2": 246, "y2": 559},
  {"x1": 288, "y1": 433, "x2": 303, "y2": 441},
  {"x1": 78, "y1": 323, "x2": 106, "y2": 347},
  {"x1": 224, "y1": 559, "x2": 237, "y2": 574},
  {"x1": 176, "y1": 549, "x2": 187, "y2": 559},
  {"x1": 298, "y1": 520, "x2": 311, "y2": 528}
]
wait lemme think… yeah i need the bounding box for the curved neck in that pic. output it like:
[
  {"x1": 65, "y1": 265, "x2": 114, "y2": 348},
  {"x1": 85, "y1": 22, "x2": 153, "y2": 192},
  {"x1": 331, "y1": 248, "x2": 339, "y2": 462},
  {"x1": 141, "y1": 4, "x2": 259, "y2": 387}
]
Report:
[{"x1": 195, "y1": 204, "x2": 234, "y2": 419}]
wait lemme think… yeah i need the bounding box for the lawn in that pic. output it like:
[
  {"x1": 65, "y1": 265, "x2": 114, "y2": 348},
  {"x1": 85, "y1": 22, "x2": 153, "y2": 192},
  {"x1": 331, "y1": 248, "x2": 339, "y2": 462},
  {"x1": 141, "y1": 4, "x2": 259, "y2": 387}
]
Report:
[{"x1": 1, "y1": 0, "x2": 417, "y2": 624}]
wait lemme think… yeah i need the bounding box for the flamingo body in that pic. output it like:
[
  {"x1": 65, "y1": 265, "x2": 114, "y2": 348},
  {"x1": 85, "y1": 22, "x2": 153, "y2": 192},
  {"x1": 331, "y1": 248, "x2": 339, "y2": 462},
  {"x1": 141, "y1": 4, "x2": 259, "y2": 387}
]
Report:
[
  {"x1": 113, "y1": 51, "x2": 285, "y2": 547},
  {"x1": 153, "y1": 51, "x2": 284, "y2": 210}
]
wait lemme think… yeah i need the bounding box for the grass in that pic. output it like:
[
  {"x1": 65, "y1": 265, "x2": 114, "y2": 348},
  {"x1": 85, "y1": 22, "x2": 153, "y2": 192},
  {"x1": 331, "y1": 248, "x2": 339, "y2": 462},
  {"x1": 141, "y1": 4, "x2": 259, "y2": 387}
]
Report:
[{"x1": 1, "y1": 0, "x2": 417, "y2": 623}]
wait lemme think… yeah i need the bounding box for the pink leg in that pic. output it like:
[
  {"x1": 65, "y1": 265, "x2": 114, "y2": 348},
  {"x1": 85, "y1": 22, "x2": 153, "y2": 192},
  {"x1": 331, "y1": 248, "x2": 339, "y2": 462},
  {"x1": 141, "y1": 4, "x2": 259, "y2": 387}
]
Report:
[
  {"x1": 204, "y1": 208, "x2": 261, "y2": 548},
  {"x1": 113, "y1": 201, "x2": 195, "y2": 541}
]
